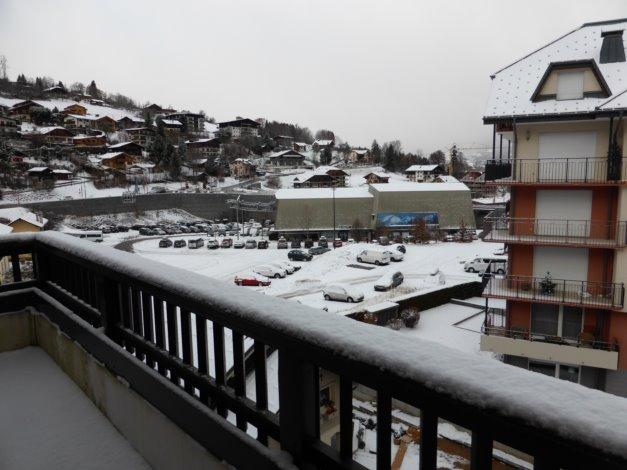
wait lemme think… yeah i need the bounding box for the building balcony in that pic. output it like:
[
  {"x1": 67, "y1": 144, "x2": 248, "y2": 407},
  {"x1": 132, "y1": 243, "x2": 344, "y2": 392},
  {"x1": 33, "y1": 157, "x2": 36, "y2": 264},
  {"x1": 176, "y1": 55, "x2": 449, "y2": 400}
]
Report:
[
  {"x1": 482, "y1": 275, "x2": 625, "y2": 310},
  {"x1": 2, "y1": 232, "x2": 627, "y2": 469},
  {"x1": 483, "y1": 216, "x2": 627, "y2": 248},
  {"x1": 485, "y1": 157, "x2": 626, "y2": 186}
]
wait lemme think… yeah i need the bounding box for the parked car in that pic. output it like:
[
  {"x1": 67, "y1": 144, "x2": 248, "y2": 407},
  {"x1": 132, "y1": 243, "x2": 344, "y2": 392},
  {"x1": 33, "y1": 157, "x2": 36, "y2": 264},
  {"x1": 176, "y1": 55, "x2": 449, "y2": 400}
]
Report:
[
  {"x1": 158, "y1": 238, "x2": 173, "y2": 248},
  {"x1": 139, "y1": 227, "x2": 152, "y2": 236},
  {"x1": 221, "y1": 238, "x2": 233, "y2": 248},
  {"x1": 245, "y1": 239, "x2": 257, "y2": 249},
  {"x1": 116, "y1": 225, "x2": 129, "y2": 232},
  {"x1": 378, "y1": 236, "x2": 390, "y2": 246},
  {"x1": 254, "y1": 265, "x2": 286, "y2": 279},
  {"x1": 257, "y1": 240, "x2": 269, "y2": 249},
  {"x1": 270, "y1": 262, "x2": 295, "y2": 274},
  {"x1": 393, "y1": 244, "x2": 406, "y2": 254},
  {"x1": 374, "y1": 271, "x2": 404, "y2": 291},
  {"x1": 464, "y1": 257, "x2": 507, "y2": 274},
  {"x1": 154, "y1": 228, "x2": 166, "y2": 236},
  {"x1": 180, "y1": 226, "x2": 190, "y2": 234},
  {"x1": 357, "y1": 250, "x2": 391, "y2": 265},
  {"x1": 173, "y1": 239, "x2": 187, "y2": 248},
  {"x1": 309, "y1": 246, "x2": 331, "y2": 255},
  {"x1": 333, "y1": 238, "x2": 343, "y2": 248},
  {"x1": 383, "y1": 249, "x2": 404, "y2": 262},
  {"x1": 443, "y1": 234, "x2": 455, "y2": 242},
  {"x1": 323, "y1": 285, "x2": 364, "y2": 303},
  {"x1": 189, "y1": 226, "x2": 199, "y2": 233},
  {"x1": 277, "y1": 237, "x2": 288, "y2": 249},
  {"x1": 318, "y1": 236, "x2": 328, "y2": 248},
  {"x1": 290, "y1": 239, "x2": 302, "y2": 248},
  {"x1": 188, "y1": 238, "x2": 204, "y2": 249},
  {"x1": 288, "y1": 249, "x2": 313, "y2": 261},
  {"x1": 234, "y1": 274, "x2": 271, "y2": 287},
  {"x1": 304, "y1": 239, "x2": 314, "y2": 248},
  {"x1": 347, "y1": 238, "x2": 356, "y2": 244},
  {"x1": 207, "y1": 238, "x2": 220, "y2": 249},
  {"x1": 234, "y1": 240, "x2": 245, "y2": 249}
]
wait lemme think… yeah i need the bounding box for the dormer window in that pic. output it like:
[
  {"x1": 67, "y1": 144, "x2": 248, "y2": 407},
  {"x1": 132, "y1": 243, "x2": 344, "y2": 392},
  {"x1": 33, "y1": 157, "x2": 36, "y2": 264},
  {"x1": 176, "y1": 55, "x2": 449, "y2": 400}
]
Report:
[{"x1": 556, "y1": 70, "x2": 584, "y2": 100}]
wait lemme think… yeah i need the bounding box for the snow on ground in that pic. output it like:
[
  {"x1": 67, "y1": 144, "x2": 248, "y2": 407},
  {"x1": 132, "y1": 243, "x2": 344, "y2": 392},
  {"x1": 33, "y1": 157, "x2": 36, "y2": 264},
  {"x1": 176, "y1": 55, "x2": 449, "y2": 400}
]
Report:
[
  {"x1": 0, "y1": 96, "x2": 138, "y2": 121},
  {"x1": 64, "y1": 209, "x2": 203, "y2": 231},
  {"x1": 0, "y1": 347, "x2": 150, "y2": 470},
  {"x1": 275, "y1": 166, "x2": 406, "y2": 189}
]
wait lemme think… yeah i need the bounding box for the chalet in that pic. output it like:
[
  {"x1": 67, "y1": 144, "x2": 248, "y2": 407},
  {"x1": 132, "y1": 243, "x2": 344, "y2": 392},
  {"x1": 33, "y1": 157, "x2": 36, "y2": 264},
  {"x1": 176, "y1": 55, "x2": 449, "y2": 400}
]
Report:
[
  {"x1": 229, "y1": 158, "x2": 256, "y2": 179},
  {"x1": 73, "y1": 133, "x2": 107, "y2": 148},
  {"x1": 88, "y1": 98, "x2": 105, "y2": 106},
  {"x1": 0, "y1": 208, "x2": 48, "y2": 232},
  {"x1": 108, "y1": 141, "x2": 144, "y2": 156},
  {"x1": 60, "y1": 103, "x2": 87, "y2": 116},
  {"x1": 0, "y1": 116, "x2": 19, "y2": 136},
  {"x1": 268, "y1": 149, "x2": 306, "y2": 167},
  {"x1": 293, "y1": 167, "x2": 349, "y2": 188},
  {"x1": 275, "y1": 135, "x2": 294, "y2": 149},
  {"x1": 143, "y1": 103, "x2": 176, "y2": 118},
  {"x1": 87, "y1": 152, "x2": 136, "y2": 171},
  {"x1": 293, "y1": 142, "x2": 309, "y2": 152},
  {"x1": 218, "y1": 118, "x2": 260, "y2": 139},
  {"x1": 9, "y1": 100, "x2": 46, "y2": 122},
  {"x1": 185, "y1": 138, "x2": 221, "y2": 158},
  {"x1": 363, "y1": 172, "x2": 389, "y2": 184},
  {"x1": 52, "y1": 169, "x2": 73, "y2": 180},
  {"x1": 94, "y1": 115, "x2": 116, "y2": 132},
  {"x1": 161, "y1": 119, "x2": 183, "y2": 143},
  {"x1": 165, "y1": 112, "x2": 204, "y2": 134},
  {"x1": 27, "y1": 167, "x2": 54, "y2": 181},
  {"x1": 125, "y1": 127, "x2": 156, "y2": 147},
  {"x1": 41, "y1": 86, "x2": 68, "y2": 98},
  {"x1": 126, "y1": 163, "x2": 161, "y2": 183},
  {"x1": 312, "y1": 139, "x2": 334, "y2": 152},
  {"x1": 405, "y1": 164, "x2": 446, "y2": 182},
  {"x1": 63, "y1": 114, "x2": 116, "y2": 133},
  {"x1": 348, "y1": 148, "x2": 370, "y2": 163},
  {"x1": 30, "y1": 126, "x2": 74, "y2": 145},
  {"x1": 435, "y1": 175, "x2": 460, "y2": 183},
  {"x1": 116, "y1": 116, "x2": 145, "y2": 130}
]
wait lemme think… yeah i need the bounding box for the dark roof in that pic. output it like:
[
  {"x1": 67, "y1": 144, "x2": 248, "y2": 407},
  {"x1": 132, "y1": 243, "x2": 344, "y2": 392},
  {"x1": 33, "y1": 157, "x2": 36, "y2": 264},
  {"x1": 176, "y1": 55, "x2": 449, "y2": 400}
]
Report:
[
  {"x1": 166, "y1": 112, "x2": 203, "y2": 119},
  {"x1": 144, "y1": 104, "x2": 163, "y2": 111},
  {"x1": 530, "y1": 59, "x2": 612, "y2": 102},
  {"x1": 600, "y1": 30, "x2": 626, "y2": 64},
  {"x1": 219, "y1": 118, "x2": 260, "y2": 128}
]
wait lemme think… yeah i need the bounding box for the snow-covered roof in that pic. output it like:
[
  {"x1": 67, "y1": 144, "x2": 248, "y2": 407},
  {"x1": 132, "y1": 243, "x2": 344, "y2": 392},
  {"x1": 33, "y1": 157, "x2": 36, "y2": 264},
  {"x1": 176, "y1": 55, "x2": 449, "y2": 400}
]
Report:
[
  {"x1": 52, "y1": 169, "x2": 73, "y2": 174},
  {"x1": 314, "y1": 139, "x2": 333, "y2": 146},
  {"x1": 129, "y1": 163, "x2": 155, "y2": 169},
  {"x1": 88, "y1": 152, "x2": 127, "y2": 162},
  {"x1": 268, "y1": 149, "x2": 305, "y2": 159},
  {"x1": 27, "y1": 166, "x2": 50, "y2": 172},
  {"x1": 275, "y1": 188, "x2": 373, "y2": 200},
  {"x1": 436, "y1": 175, "x2": 459, "y2": 183},
  {"x1": 353, "y1": 149, "x2": 368, "y2": 155},
  {"x1": 405, "y1": 164, "x2": 439, "y2": 172},
  {"x1": 0, "y1": 223, "x2": 13, "y2": 234},
  {"x1": 64, "y1": 114, "x2": 98, "y2": 121},
  {"x1": 161, "y1": 119, "x2": 182, "y2": 126},
  {"x1": 370, "y1": 182, "x2": 470, "y2": 193},
  {"x1": 0, "y1": 207, "x2": 48, "y2": 228},
  {"x1": 108, "y1": 141, "x2": 139, "y2": 149},
  {"x1": 485, "y1": 19, "x2": 627, "y2": 119},
  {"x1": 32, "y1": 126, "x2": 70, "y2": 135}
]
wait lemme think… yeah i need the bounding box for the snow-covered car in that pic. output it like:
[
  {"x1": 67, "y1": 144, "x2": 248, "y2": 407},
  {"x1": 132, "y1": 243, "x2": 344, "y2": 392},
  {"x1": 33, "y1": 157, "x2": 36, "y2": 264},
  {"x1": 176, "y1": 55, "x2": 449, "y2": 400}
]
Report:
[
  {"x1": 374, "y1": 271, "x2": 404, "y2": 291},
  {"x1": 443, "y1": 234, "x2": 455, "y2": 242},
  {"x1": 234, "y1": 240, "x2": 245, "y2": 249},
  {"x1": 383, "y1": 249, "x2": 404, "y2": 262},
  {"x1": 245, "y1": 239, "x2": 257, "y2": 249},
  {"x1": 270, "y1": 261, "x2": 296, "y2": 274},
  {"x1": 357, "y1": 250, "x2": 390, "y2": 265},
  {"x1": 309, "y1": 246, "x2": 331, "y2": 255},
  {"x1": 277, "y1": 237, "x2": 289, "y2": 249},
  {"x1": 207, "y1": 238, "x2": 220, "y2": 249},
  {"x1": 254, "y1": 265, "x2": 286, "y2": 279},
  {"x1": 323, "y1": 285, "x2": 364, "y2": 303},
  {"x1": 158, "y1": 238, "x2": 173, "y2": 248},
  {"x1": 234, "y1": 274, "x2": 271, "y2": 287},
  {"x1": 393, "y1": 244, "x2": 406, "y2": 254},
  {"x1": 288, "y1": 249, "x2": 312, "y2": 261},
  {"x1": 188, "y1": 238, "x2": 204, "y2": 249}
]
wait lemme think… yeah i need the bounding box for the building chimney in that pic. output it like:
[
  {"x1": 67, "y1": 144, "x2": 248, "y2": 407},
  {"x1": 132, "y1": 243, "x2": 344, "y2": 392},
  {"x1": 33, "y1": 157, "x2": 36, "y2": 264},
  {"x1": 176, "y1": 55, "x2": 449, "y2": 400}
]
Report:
[{"x1": 600, "y1": 30, "x2": 625, "y2": 64}]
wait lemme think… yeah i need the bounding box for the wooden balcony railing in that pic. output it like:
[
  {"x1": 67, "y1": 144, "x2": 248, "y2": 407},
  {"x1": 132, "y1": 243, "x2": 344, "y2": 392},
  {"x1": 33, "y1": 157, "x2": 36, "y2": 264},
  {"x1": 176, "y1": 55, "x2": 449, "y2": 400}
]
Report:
[
  {"x1": 2, "y1": 232, "x2": 627, "y2": 469},
  {"x1": 483, "y1": 275, "x2": 625, "y2": 310},
  {"x1": 485, "y1": 157, "x2": 626, "y2": 185},
  {"x1": 483, "y1": 216, "x2": 627, "y2": 248}
]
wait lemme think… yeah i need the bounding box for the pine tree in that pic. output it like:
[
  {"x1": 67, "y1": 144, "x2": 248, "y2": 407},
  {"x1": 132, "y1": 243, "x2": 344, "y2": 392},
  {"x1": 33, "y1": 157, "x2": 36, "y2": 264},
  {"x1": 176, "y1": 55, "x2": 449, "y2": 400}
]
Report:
[
  {"x1": 149, "y1": 134, "x2": 166, "y2": 164},
  {"x1": 383, "y1": 144, "x2": 396, "y2": 172},
  {"x1": 87, "y1": 80, "x2": 100, "y2": 98},
  {"x1": 371, "y1": 140, "x2": 382, "y2": 164},
  {"x1": 320, "y1": 147, "x2": 332, "y2": 165},
  {"x1": 16, "y1": 74, "x2": 27, "y2": 85}
]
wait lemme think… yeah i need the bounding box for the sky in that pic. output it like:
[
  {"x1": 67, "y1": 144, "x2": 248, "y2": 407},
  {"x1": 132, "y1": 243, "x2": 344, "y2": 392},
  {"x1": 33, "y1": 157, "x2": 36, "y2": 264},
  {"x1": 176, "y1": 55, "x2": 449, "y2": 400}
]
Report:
[{"x1": 0, "y1": 0, "x2": 625, "y2": 154}]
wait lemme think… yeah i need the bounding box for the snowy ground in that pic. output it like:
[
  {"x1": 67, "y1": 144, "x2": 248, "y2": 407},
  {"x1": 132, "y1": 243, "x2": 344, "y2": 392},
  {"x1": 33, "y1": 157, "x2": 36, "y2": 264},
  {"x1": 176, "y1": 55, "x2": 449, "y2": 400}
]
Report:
[
  {"x1": 0, "y1": 96, "x2": 139, "y2": 121},
  {"x1": 0, "y1": 347, "x2": 150, "y2": 470},
  {"x1": 276, "y1": 166, "x2": 407, "y2": 189}
]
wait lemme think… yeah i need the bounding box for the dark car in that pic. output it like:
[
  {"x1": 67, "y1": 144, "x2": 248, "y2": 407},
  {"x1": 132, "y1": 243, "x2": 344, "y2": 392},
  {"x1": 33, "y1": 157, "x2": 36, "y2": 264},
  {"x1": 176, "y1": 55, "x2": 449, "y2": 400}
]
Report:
[
  {"x1": 221, "y1": 238, "x2": 233, "y2": 248},
  {"x1": 159, "y1": 238, "x2": 173, "y2": 248},
  {"x1": 257, "y1": 240, "x2": 268, "y2": 249},
  {"x1": 317, "y1": 237, "x2": 328, "y2": 248},
  {"x1": 304, "y1": 238, "x2": 314, "y2": 248},
  {"x1": 277, "y1": 237, "x2": 288, "y2": 249},
  {"x1": 290, "y1": 239, "x2": 302, "y2": 248},
  {"x1": 309, "y1": 246, "x2": 331, "y2": 255},
  {"x1": 374, "y1": 271, "x2": 404, "y2": 291},
  {"x1": 173, "y1": 239, "x2": 187, "y2": 248},
  {"x1": 139, "y1": 227, "x2": 152, "y2": 236},
  {"x1": 288, "y1": 249, "x2": 313, "y2": 261},
  {"x1": 117, "y1": 225, "x2": 129, "y2": 232}
]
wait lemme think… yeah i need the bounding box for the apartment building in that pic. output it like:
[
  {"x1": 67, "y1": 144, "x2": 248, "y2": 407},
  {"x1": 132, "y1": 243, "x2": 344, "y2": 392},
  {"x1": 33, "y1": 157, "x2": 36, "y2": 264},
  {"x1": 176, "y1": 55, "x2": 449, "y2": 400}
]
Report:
[{"x1": 481, "y1": 19, "x2": 627, "y2": 395}]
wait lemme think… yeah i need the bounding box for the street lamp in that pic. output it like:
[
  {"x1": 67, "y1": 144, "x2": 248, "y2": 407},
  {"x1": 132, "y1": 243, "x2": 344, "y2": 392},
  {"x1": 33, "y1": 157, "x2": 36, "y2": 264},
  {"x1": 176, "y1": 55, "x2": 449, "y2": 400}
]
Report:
[{"x1": 332, "y1": 184, "x2": 336, "y2": 248}]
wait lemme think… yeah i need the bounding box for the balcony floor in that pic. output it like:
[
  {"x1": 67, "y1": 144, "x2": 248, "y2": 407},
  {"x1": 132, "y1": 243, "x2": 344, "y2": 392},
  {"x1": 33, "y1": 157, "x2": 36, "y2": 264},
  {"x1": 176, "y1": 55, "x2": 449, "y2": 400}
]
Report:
[{"x1": 0, "y1": 347, "x2": 150, "y2": 470}]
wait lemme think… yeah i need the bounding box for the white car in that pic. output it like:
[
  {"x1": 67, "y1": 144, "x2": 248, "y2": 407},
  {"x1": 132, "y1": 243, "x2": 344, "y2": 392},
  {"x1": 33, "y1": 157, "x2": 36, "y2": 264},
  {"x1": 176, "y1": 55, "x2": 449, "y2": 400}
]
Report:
[
  {"x1": 356, "y1": 249, "x2": 391, "y2": 265},
  {"x1": 254, "y1": 265, "x2": 286, "y2": 279},
  {"x1": 383, "y1": 249, "x2": 404, "y2": 262},
  {"x1": 270, "y1": 261, "x2": 297, "y2": 274},
  {"x1": 323, "y1": 285, "x2": 364, "y2": 303},
  {"x1": 464, "y1": 257, "x2": 507, "y2": 274}
]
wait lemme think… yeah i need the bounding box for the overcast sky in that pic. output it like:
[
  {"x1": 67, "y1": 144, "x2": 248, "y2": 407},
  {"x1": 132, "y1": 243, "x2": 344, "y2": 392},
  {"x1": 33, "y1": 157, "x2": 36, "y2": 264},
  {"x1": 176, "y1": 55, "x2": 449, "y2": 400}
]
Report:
[{"x1": 1, "y1": 0, "x2": 625, "y2": 153}]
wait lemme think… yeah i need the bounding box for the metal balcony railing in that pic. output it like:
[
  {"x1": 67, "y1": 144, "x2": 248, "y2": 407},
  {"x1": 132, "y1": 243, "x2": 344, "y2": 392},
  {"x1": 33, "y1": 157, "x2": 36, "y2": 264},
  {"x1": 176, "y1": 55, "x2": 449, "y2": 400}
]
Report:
[
  {"x1": 483, "y1": 216, "x2": 627, "y2": 248},
  {"x1": 483, "y1": 275, "x2": 625, "y2": 310},
  {"x1": 485, "y1": 157, "x2": 626, "y2": 185},
  {"x1": 2, "y1": 232, "x2": 627, "y2": 469}
]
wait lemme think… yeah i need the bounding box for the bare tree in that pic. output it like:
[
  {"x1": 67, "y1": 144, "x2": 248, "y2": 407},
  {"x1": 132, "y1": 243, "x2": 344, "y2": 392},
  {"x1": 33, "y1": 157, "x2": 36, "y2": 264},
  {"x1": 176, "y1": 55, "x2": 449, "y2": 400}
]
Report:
[{"x1": 0, "y1": 55, "x2": 7, "y2": 80}]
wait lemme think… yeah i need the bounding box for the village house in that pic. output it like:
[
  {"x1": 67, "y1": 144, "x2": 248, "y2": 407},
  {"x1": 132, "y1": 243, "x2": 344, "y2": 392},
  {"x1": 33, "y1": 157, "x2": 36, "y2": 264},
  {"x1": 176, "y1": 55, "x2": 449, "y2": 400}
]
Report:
[
  {"x1": 405, "y1": 164, "x2": 446, "y2": 182},
  {"x1": 348, "y1": 148, "x2": 370, "y2": 164},
  {"x1": 267, "y1": 149, "x2": 306, "y2": 167},
  {"x1": 0, "y1": 116, "x2": 19, "y2": 136},
  {"x1": 460, "y1": 170, "x2": 486, "y2": 197},
  {"x1": 0, "y1": 208, "x2": 48, "y2": 233},
  {"x1": 434, "y1": 175, "x2": 460, "y2": 183},
  {"x1": 26, "y1": 167, "x2": 54, "y2": 182},
  {"x1": 292, "y1": 166, "x2": 349, "y2": 188},
  {"x1": 161, "y1": 119, "x2": 183, "y2": 144},
  {"x1": 29, "y1": 126, "x2": 74, "y2": 145},
  {"x1": 229, "y1": 158, "x2": 256, "y2": 179},
  {"x1": 60, "y1": 103, "x2": 87, "y2": 116},
  {"x1": 125, "y1": 127, "x2": 156, "y2": 147},
  {"x1": 108, "y1": 141, "x2": 144, "y2": 156},
  {"x1": 87, "y1": 151, "x2": 136, "y2": 171},
  {"x1": 63, "y1": 114, "x2": 117, "y2": 133},
  {"x1": 41, "y1": 85, "x2": 68, "y2": 98},
  {"x1": 73, "y1": 133, "x2": 107, "y2": 149},
  {"x1": 116, "y1": 116, "x2": 145, "y2": 130},
  {"x1": 218, "y1": 118, "x2": 260, "y2": 139},
  {"x1": 293, "y1": 142, "x2": 309, "y2": 152},
  {"x1": 275, "y1": 135, "x2": 294, "y2": 149},
  {"x1": 9, "y1": 100, "x2": 46, "y2": 122},
  {"x1": 126, "y1": 163, "x2": 162, "y2": 183},
  {"x1": 165, "y1": 112, "x2": 204, "y2": 134},
  {"x1": 363, "y1": 172, "x2": 389, "y2": 184},
  {"x1": 185, "y1": 138, "x2": 221, "y2": 159},
  {"x1": 312, "y1": 138, "x2": 334, "y2": 152},
  {"x1": 142, "y1": 103, "x2": 176, "y2": 119}
]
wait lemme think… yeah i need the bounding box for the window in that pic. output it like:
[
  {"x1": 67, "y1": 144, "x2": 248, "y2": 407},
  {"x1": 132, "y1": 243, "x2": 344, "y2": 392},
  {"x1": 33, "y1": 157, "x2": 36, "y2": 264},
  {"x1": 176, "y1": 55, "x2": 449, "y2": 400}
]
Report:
[
  {"x1": 530, "y1": 304, "x2": 582, "y2": 339},
  {"x1": 557, "y1": 71, "x2": 584, "y2": 100}
]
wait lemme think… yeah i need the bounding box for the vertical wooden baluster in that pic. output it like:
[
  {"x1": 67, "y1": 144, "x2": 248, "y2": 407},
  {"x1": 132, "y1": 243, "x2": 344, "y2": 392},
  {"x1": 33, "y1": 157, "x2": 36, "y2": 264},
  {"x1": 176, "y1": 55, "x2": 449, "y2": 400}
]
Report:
[
  {"x1": 470, "y1": 429, "x2": 493, "y2": 470},
  {"x1": 131, "y1": 288, "x2": 145, "y2": 361},
  {"x1": 166, "y1": 302, "x2": 179, "y2": 385},
  {"x1": 420, "y1": 407, "x2": 438, "y2": 470},
  {"x1": 10, "y1": 253, "x2": 21, "y2": 282},
  {"x1": 213, "y1": 323, "x2": 227, "y2": 417},
  {"x1": 119, "y1": 284, "x2": 134, "y2": 353},
  {"x1": 232, "y1": 331, "x2": 247, "y2": 431},
  {"x1": 376, "y1": 391, "x2": 392, "y2": 470},
  {"x1": 195, "y1": 314, "x2": 209, "y2": 402},
  {"x1": 180, "y1": 308, "x2": 193, "y2": 393},
  {"x1": 141, "y1": 291, "x2": 155, "y2": 368},
  {"x1": 253, "y1": 340, "x2": 268, "y2": 445},
  {"x1": 339, "y1": 376, "x2": 353, "y2": 461},
  {"x1": 154, "y1": 298, "x2": 166, "y2": 375}
]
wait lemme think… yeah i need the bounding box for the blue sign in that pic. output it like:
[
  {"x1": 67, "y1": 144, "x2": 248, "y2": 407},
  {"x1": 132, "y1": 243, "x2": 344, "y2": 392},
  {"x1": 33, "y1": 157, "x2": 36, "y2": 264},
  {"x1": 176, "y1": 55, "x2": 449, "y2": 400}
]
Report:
[{"x1": 376, "y1": 212, "x2": 438, "y2": 228}]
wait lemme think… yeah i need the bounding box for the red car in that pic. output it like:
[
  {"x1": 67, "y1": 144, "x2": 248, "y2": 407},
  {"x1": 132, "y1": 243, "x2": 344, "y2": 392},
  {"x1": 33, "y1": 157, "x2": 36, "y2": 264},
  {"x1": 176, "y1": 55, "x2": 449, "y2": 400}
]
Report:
[
  {"x1": 234, "y1": 275, "x2": 271, "y2": 287},
  {"x1": 333, "y1": 238, "x2": 343, "y2": 248}
]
